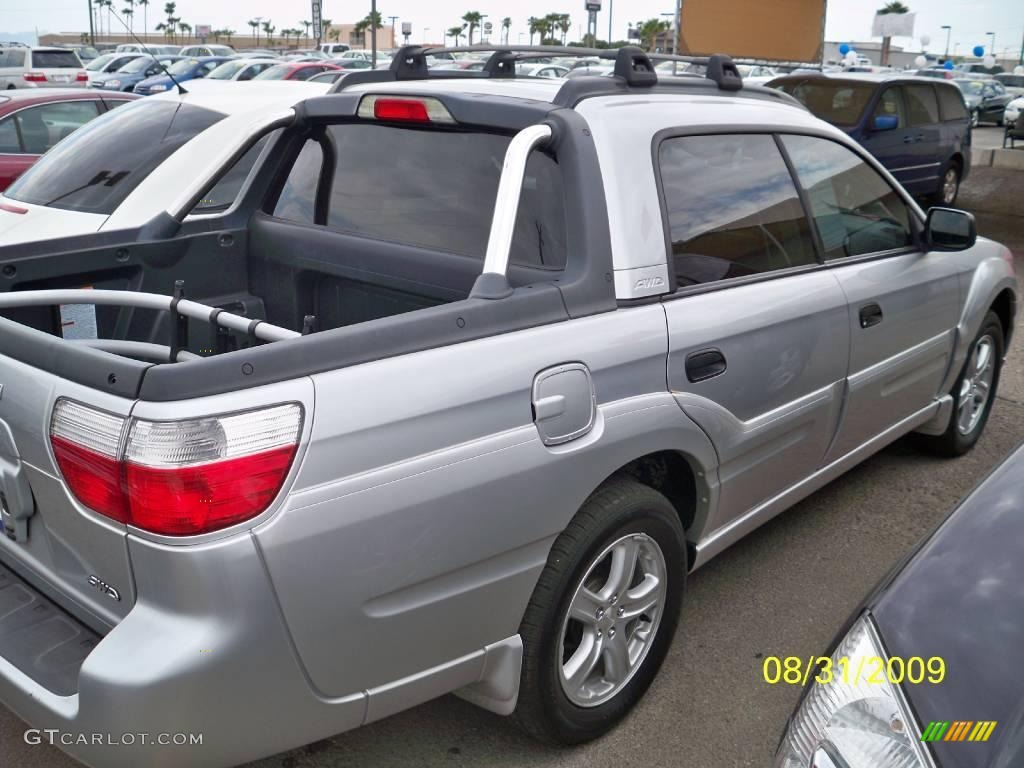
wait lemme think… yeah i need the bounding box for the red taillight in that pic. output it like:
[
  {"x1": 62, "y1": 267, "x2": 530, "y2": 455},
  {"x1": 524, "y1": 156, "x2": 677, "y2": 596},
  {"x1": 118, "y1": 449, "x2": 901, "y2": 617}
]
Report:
[
  {"x1": 359, "y1": 94, "x2": 456, "y2": 124},
  {"x1": 76, "y1": 71, "x2": 88, "y2": 82},
  {"x1": 374, "y1": 97, "x2": 431, "y2": 122},
  {"x1": 23, "y1": 72, "x2": 47, "y2": 82},
  {"x1": 50, "y1": 400, "x2": 301, "y2": 536}
]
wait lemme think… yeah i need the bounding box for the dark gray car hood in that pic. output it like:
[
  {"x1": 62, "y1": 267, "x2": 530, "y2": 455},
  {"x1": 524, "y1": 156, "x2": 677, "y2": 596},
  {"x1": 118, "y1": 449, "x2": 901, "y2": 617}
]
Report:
[{"x1": 872, "y1": 443, "x2": 1024, "y2": 768}]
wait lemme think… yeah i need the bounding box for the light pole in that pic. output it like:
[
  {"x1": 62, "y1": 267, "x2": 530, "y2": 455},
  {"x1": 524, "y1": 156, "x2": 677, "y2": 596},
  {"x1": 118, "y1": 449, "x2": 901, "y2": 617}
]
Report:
[
  {"x1": 254, "y1": 16, "x2": 263, "y2": 47},
  {"x1": 941, "y1": 25, "x2": 951, "y2": 59},
  {"x1": 608, "y1": 0, "x2": 613, "y2": 45},
  {"x1": 371, "y1": 0, "x2": 377, "y2": 68},
  {"x1": 423, "y1": 27, "x2": 430, "y2": 43},
  {"x1": 672, "y1": 0, "x2": 682, "y2": 55},
  {"x1": 987, "y1": 31, "x2": 995, "y2": 56},
  {"x1": 87, "y1": 0, "x2": 95, "y2": 43},
  {"x1": 389, "y1": 15, "x2": 398, "y2": 48}
]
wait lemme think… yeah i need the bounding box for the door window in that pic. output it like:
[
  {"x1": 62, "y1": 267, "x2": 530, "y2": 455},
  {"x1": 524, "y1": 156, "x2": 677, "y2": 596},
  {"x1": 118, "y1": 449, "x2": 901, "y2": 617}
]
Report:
[
  {"x1": 904, "y1": 85, "x2": 940, "y2": 125},
  {"x1": 657, "y1": 133, "x2": 817, "y2": 286},
  {"x1": 781, "y1": 135, "x2": 913, "y2": 260},
  {"x1": 16, "y1": 101, "x2": 100, "y2": 154},
  {"x1": 873, "y1": 88, "x2": 905, "y2": 127},
  {"x1": 0, "y1": 116, "x2": 20, "y2": 153}
]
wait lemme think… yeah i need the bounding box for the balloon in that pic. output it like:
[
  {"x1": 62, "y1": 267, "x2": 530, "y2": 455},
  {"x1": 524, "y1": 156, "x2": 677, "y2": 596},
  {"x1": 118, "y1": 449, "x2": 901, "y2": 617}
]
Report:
[
  {"x1": 944, "y1": 60, "x2": 955, "y2": 70},
  {"x1": 920, "y1": 34, "x2": 930, "y2": 46},
  {"x1": 839, "y1": 43, "x2": 850, "y2": 55},
  {"x1": 914, "y1": 55, "x2": 928, "y2": 68},
  {"x1": 983, "y1": 55, "x2": 995, "y2": 68},
  {"x1": 973, "y1": 45, "x2": 985, "y2": 57}
]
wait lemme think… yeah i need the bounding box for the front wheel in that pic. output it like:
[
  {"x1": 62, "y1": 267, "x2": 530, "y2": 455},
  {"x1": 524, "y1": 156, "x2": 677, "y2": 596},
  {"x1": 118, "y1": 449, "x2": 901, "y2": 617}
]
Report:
[
  {"x1": 917, "y1": 311, "x2": 1004, "y2": 456},
  {"x1": 513, "y1": 479, "x2": 686, "y2": 745}
]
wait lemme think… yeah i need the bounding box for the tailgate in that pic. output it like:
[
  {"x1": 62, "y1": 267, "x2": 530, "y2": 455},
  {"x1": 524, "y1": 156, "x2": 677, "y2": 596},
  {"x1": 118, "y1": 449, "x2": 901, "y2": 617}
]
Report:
[{"x1": 0, "y1": 348, "x2": 136, "y2": 632}]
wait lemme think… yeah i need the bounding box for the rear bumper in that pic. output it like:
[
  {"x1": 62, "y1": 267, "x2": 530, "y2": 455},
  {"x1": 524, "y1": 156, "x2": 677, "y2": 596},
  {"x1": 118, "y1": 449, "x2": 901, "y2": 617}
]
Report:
[{"x1": 0, "y1": 533, "x2": 367, "y2": 768}]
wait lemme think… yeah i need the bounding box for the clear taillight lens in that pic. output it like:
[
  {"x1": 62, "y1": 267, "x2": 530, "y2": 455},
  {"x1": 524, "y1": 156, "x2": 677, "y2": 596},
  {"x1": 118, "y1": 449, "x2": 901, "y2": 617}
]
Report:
[{"x1": 50, "y1": 400, "x2": 301, "y2": 536}]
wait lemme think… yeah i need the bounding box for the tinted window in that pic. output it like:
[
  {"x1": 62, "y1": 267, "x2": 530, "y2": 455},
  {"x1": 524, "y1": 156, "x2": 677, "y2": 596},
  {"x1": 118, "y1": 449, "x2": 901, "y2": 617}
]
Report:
[
  {"x1": 274, "y1": 140, "x2": 322, "y2": 225},
  {"x1": 782, "y1": 135, "x2": 913, "y2": 259},
  {"x1": 191, "y1": 134, "x2": 270, "y2": 213},
  {"x1": 6, "y1": 100, "x2": 223, "y2": 214},
  {"x1": 274, "y1": 124, "x2": 568, "y2": 268},
  {"x1": 30, "y1": 50, "x2": 81, "y2": 69},
  {"x1": 873, "y1": 88, "x2": 905, "y2": 127},
  {"x1": 773, "y1": 81, "x2": 876, "y2": 126},
  {"x1": 0, "y1": 116, "x2": 20, "y2": 153},
  {"x1": 904, "y1": 85, "x2": 940, "y2": 125},
  {"x1": 936, "y1": 84, "x2": 968, "y2": 121},
  {"x1": 16, "y1": 101, "x2": 100, "y2": 154},
  {"x1": 997, "y1": 75, "x2": 1024, "y2": 88},
  {"x1": 1, "y1": 50, "x2": 26, "y2": 67},
  {"x1": 658, "y1": 134, "x2": 817, "y2": 286}
]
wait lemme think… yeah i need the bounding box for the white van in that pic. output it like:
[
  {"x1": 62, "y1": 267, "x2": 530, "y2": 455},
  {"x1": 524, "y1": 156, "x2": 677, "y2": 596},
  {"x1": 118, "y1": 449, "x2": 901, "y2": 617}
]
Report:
[{"x1": 320, "y1": 42, "x2": 351, "y2": 56}]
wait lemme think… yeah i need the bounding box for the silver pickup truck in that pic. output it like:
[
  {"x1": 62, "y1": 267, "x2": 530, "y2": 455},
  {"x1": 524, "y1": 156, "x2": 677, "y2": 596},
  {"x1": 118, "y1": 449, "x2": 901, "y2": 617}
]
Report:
[{"x1": 0, "y1": 47, "x2": 1016, "y2": 767}]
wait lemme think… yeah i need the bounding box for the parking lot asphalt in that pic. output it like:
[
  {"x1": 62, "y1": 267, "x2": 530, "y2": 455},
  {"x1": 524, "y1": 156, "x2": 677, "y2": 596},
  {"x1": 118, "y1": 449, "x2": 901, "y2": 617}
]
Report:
[{"x1": 1, "y1": 169, "x2": 1022, "y2": 768}]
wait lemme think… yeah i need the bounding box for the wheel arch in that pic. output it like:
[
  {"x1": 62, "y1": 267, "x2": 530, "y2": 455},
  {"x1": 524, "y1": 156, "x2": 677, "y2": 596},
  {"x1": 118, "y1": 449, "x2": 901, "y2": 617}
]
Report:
[{"x1": 991, "y1": 287, "x2": 1017, "y2": 349}]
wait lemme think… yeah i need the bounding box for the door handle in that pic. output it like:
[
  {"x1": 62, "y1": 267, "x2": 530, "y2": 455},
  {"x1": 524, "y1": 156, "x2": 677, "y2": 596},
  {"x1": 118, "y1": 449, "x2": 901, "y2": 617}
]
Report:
[
  {"x1": 859, "y1": 303, "x2": 883, "y2": 329},
  {"x1": 914, "y1": 134, "x2": 924, "y2": 142},
  {"x1": 903, "y1": 135, "x2": 914, "y2": 143},
  {"x1": 685, "y1": 348, "x2": 727, "y2": 383}
]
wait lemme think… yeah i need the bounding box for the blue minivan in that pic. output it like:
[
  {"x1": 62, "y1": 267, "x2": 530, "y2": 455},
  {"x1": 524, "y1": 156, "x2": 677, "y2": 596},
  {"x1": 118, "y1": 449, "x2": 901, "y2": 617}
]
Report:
[{"x1": 769, "y1": 73, "x2": 971, "y2": 206}]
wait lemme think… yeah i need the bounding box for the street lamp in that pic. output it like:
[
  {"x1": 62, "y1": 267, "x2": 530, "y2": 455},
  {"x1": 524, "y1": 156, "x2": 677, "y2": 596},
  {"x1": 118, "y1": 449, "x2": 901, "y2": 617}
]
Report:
[
  {"x1": 423, "y1": 27, "x2": 430, "y2": 43},
  {"x1": 389, "y1": 15, "x2": 398, "y2": 48},
  {"x1": 987, "y1": 31, "x2": 995, "y2": 55},
  {"x1": 941, "y1": 25, "x2": 951, "y2": 58}
]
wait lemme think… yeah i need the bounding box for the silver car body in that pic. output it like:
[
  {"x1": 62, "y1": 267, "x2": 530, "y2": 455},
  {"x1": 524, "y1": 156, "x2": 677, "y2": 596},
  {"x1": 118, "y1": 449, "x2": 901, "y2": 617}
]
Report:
[{"x1": 0, "y1": 72, "x2": 1016, "y2": 768}]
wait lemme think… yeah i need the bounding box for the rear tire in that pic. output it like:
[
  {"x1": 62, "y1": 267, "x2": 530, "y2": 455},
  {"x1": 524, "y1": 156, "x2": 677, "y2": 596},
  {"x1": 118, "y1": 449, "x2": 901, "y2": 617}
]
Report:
[
  {"x1": 928, "y1": 162, "x2": 961, "y2": 207},
  {"x1": 917, "y1": 311, "x2": 1003, "y2": 457},
  {"x1": 513, "y1": 479, "x2": 686, "y2": 745}
]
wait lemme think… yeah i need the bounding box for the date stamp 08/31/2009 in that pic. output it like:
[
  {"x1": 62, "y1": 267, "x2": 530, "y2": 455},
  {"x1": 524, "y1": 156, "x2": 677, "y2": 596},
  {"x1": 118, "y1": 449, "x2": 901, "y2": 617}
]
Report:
[{"x1": 762, "y1": 655, "x2": 946, "y2": 686}]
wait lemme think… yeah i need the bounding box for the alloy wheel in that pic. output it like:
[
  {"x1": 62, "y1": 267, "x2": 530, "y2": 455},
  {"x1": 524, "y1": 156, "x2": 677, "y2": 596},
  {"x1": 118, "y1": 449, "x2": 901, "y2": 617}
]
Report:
[
  {"x1": 957, "y1": 334, "x2": 996, "y2": 435},
  {"x1": 942, "y1": 168, "x2": 959, "y2": 205},
  {"x1": 558, "y1": 533, "x2": 667, "y2": 708}
]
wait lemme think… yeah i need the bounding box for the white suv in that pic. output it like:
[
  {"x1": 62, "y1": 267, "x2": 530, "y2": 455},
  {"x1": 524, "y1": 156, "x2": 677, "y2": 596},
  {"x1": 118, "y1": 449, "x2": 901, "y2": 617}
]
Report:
[{"x1": 0, "y1": 46, "x2": 87, "y2": 89}]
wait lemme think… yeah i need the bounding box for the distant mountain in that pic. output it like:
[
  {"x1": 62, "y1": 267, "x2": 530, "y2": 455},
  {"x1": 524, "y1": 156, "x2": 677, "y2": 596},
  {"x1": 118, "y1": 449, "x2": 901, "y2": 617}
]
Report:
[{"x1": 0, "y1": 31, "x2": 38, "y2": 46}]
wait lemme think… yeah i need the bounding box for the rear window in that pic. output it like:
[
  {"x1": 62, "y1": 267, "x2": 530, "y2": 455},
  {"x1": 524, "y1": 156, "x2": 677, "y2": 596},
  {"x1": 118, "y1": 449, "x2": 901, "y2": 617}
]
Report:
[
  {"x1": 936, "y1": 83, "x2": 968, "y2": 121},
  {"x1": 6, "y1": 100, "x2": 224, "y2": 215},
  {"x1": 30, "y1": 50, "x2": 81, "y2": 69},
  {"x1": 273, "y1": 124, "x2": 567, "y2": 269},
  {"x1": 773, "y1": 81, "x2": 876, "y2": 127}
]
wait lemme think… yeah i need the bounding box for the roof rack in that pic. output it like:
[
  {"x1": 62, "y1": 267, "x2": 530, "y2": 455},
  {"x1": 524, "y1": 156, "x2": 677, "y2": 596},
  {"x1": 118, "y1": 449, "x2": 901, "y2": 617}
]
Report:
[{"x1": 330, "y1": 44, "x2": 744, "y2": 96}]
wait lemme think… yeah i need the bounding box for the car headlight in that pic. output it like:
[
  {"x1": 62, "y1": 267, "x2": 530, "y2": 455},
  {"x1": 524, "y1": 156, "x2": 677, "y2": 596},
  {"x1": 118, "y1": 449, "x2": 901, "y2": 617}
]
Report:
[
  {"x1": 105, "y1": 79, "x2": 121, "y2": 88},
  {"x1": 775, "y1": 615, "x2": 935, "y2": 768},
  {"x1": 149, "y1": 84, "x2": 166, "y2": 92}
]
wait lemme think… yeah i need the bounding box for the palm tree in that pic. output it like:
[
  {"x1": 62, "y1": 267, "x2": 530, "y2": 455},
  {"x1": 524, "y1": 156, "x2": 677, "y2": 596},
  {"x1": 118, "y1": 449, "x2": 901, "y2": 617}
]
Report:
[
  {"x1": 638, "y1": 18, "x2": 670, "y2": 51},
  {"x1": 178, "y1": 21, "x2": 191, "y2": 41},
  {"x1": 223, "y1": 28, "x2": 235, "y2": 44},
  {"x1": 301, "y1": 20, "x2": 312, "y2": 42},
  {"x1": 163, "y1": 3, "x2": 176, "y2": 42},
  {"x1": 876, "y1": 1, "x2": 910, "y2": 65},
  {"x1": 360, "y1": 11, "x2": 384, "y2": 49},
  {"x1": 501, "y1": 17, "x2": 512, "y2": 45},
  {"x1": 137, "y1": 0, "x2": 149, "y2": 41},
  {"x1": 262, "y1": 21, "x2": 275, "y2": 47},
  {"x1": 248, "y1": 19, "x2": 260, "y2": 46},
  {"x1": 447, "y1": 25, "x2": 465, "y2": 46},
  {"x1": 527, "y1": 16, "x2": 540, "y2": 45},
  {"x1": 556, "y1": 13, "x2": 571, "y2": 44},
  {"x1": 155, "y1": 21, "x2": 169, "y2": 40},
  {"x1": 122, "y1": 6, "x2": 134, "y2": 33},
  {"x1": 461, "y1": 11, "x2": 483, "y2": 45},
  {"x1": 102, "y1": 0, "x2": 114, "y2": 39}
]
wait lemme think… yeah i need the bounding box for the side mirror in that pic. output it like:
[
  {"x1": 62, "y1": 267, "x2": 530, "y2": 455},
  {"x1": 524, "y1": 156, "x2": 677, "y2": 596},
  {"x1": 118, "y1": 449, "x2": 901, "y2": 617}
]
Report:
[
  {"x1": 926, "y1": 207, "x2": 976, "y2": 251},
  {"x1": 872, "y1": 115, "x2": 899, "y2": 131}
]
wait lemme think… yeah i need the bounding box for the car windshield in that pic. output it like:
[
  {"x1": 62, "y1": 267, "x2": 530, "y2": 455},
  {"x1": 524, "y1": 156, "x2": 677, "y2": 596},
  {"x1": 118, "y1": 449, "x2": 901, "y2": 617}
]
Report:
[
  {"x1": 254, "y1": 65, "x2": 290, "y2": 80},
  {"x1": 955, "y1": 79, "x2": 985, "y2": 95},
  {"x1": 5, "y1": 100, "x2": 224, "y2": 215},
  {"x1": 167, "y1": 58, "x2": 199, "y2": 75},
  {"x1": 85, "y1": 53, "x2": 115, "y2": 71},
  {"x1": 118, "y1": 56, "x2": 158, "y2": 73},
  {"x1": 208, "y1": 61, "x2": 246, "y2": 79},
  {"x1": 772, "y1": 81, "x2": 876, "y2": 126}
]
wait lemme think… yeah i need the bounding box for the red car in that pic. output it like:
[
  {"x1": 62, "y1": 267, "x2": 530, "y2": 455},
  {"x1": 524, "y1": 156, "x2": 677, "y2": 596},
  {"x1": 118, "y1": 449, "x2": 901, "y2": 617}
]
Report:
[
  {"x1": 253, "y1": 62, "x2": 341, "y2": 82},
  {"x1": 0, "y1": 89, "x2": 139, "y2": 191}
]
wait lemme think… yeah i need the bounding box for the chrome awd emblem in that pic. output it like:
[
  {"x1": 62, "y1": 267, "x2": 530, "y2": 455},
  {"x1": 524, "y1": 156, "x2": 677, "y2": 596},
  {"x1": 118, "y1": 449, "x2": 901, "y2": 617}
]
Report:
[{"x1": 87, "y1": 575, "x2": 121, "y2": 602}]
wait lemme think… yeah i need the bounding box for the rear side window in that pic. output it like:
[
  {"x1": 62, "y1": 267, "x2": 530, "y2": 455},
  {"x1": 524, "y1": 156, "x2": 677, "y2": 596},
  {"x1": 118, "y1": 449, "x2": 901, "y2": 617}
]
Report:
[
  {"x1": 781, "y1": 135, "x2": 912, "y2": 259},
  {"x1": 904, "y1": 85, "x2": 940, "y2": 126},
  {"x1": 773, "y1": 81, "x2": 876, "y2": 127},
  {"x1": 15, "y1": 100, "x2": 100, "y2": 154},
  {"x1": 273, "y1": 124, "x2": 568, "y2": 269},
  {"x1": 936, "y1": 84, "x2": 968, "y2": 121},
  {"x1": 31, "y1": 51, "x2": 81, "y2": 69},
  {"x1": 6, "y1": 100, "x2": 224, "y2": 214},
  {"x1": 0, "y1": 116, "x2": 19, "y2": 153},
  {"x1": 657, "y1": 134, "x2": 817, "y2": 287},
  {"x1": 1, "y1": 50, "x2": 27, "y2": 67},
  {"x1": 191, "y1": 134, "x2": 271, "y2": 214}
]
